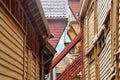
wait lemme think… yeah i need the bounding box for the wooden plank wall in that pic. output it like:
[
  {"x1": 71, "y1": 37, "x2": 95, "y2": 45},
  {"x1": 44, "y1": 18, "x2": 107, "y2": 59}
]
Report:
[
  {"x1": 0, "y1": 1, "x2": 41, "y2": 80},
  {"x1": 97, "y1": 0, "x2": 112, "y2": 31},
  {"x1": 83, "y1": 0, "x2": 115, "y2": 80},
  {"x1": 24, "y1": 48, "x2": 40, "y2": 80},
  {"x1": 97, "y1": 0, "x2": 114, "y2": 79},
  {"x1": 118, "y1": 0, "x2": 120, "y2": 78},
  {"x1": 88, "y1": 8, "x2": 94, "y2": 49},
  {"x1": 83, "y1": 16, "x2": 89, "y2": 80},
  {"x1": 98, "y1": 32, "x2": 112, "y2": 79},
  {"x1": 83, "y1": 16, "x2": 88, "y2": 55},
  {"x1": 0, "y1": 8, "x2": 24, "y2": 80},
  {"x1": 90, "y1": 61, "x2": 95, "y2": 80},
  {"x1": 118, "y1": 1, "x2": 120, "y2": 51}
]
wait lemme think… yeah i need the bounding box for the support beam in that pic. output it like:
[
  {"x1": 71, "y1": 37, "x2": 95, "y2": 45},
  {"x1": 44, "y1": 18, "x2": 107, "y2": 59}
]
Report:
[
  {"x1": 94, "y1": 0, "x2": 99, "y2": 79},
  {"x1": 113, "y1": 0, "x2": 119, "y2": 80},
  {"x1": 110, "y1": 1, "x2": 114, "y2": 64},
  {"x1": 50, "y1": 69, "x2": 53, "y2": 80},
  {"x1": 94, "y1": 45, "x2": 99, "y2": 80},
  {"x1": 51, "y1": 32, "x2": 82, "y2": 69},
  {"x1": 115, "y1": 55, "x2": 119, "y2": 80},
  {"x1": 94, "y1": 0, "x2": 97, "y2": 35}
]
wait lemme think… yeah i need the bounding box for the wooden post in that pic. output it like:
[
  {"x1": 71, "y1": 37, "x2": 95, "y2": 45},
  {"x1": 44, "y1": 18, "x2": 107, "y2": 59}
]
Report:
[
  {"x1": 110, "y1": 1, "x2": 114, "y2": 64},
  {"x1": 94, "y1": 45, "x2": 99, "y2": 80},
  {"x1": 94, "y1": 0, "x2": 99, "y2": 79},
  {"x1": 81, "y1": 24, "x2": 84, "y2": 80},
  {"x1": 115, "y1": 55, "x2": 119, "y2": 80},
  {"x1": 50, "y1": 69, "x2": 53, "y2": 80},
  {"x1": 113, "y1": 0, "x2": 119, "y2": 79},
  {"x1": 41, "y1": 54, "x2": 45, "y2": 80},
  {"x1": 28, "y1": 50, "x2": 32, "y2": 80},
  {"x1": 9, "y1": 0, "x2": 11, "y2": 11},
  {"x1": 23, "y1": 34, "x2": 26, "y2": 80},
  {"x1": 87, "y1": 57, "x2": 90, "y2": 80},
  {"x1": 94, "y1": 0, "x2": 97, "y2": 35}
]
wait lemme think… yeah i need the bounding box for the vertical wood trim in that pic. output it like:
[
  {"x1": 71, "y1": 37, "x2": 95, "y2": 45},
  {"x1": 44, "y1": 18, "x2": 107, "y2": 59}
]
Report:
[
  {"x1": 17, "y1": 3, "x2": 20, "y2": 22},
  {"x1": 113, "y1": 0, "x2": 119, "y2": 79},
  {"x1": 94, "y1": 0, "x2": 99, "y2": 79},
  {"x1": 86, "y1": 16, "x2": 89, "y2": 49},
  {"x1": 116, "y1": 55, "x2": 119, "y2": 80},
  {"x1": 28, "y1": 50, "x2": 32, "y2": 80},
  {"x1": 41, "y1": 54, "x2": 44, "y2": 80},
  {"x1": 85, "y1": 14, "x2": 89, "y2": 50},
  {"x1": 30, "y1": 51, "x2": 32, "y2": 80},
  {"x1": 110, "y1": 2, "x2": 114, "y2": 64},
  {"x1": 22, "y1": 11, "x2": 24, "y2": 28},
  {"x1": 9, "y1": 0, "x2": 11, "y2": 11},
  {"x1": 81, "y1": 25, "x2": 85, "y2": 80},
  {"x1": 114, "y1": 0, "x2": 119, "y2": 51},
  {"x1": 36, "y1": 58, "x2": 38, "y2": 80},
  {"x1": 94, "y1": 46, "x2": 99, "y2": 80},
  {"x1": 94, "y1": 0, "x2": 97, "y2": 35},
  {"x1": 23, "y1": 35, "x2": 26, "y2": 80},
  {"x1": 87, "y1": 57, "x2": 90, "y2": 80},
  {"x1": 28, "y1": 50, "x2": 30, "y2": 79},
  {"x1": 113, "y1": 0, "x2": 119, "y2": 50}
]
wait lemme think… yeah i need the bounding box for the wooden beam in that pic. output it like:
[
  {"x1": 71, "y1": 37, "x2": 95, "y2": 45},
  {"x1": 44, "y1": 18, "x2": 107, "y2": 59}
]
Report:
[
  {"x1": 51, "y1": 32, "x2": 82, "y2": 69},
  {"x1": 113, "y1": 0, "x2": 119, "y2": 52},
  {"x1": 23, "y1": 34, "x2": 26, "y2": 80},
  {"x1": 9, "y1": 0, "x2": 11, "y2": 11},
  {"x1": 115, "y1": 55, "x2": 119, "y2": 80},
  {"x1": 94, "y1": 0, "x2": 97, "y2": 35},
  {"x1": 110, "y1": 1, "x2": 114, "y2": 64},
  {"x1": 40, "y1": 53, "x2": 45, "y2": 80},
  {"x1": 113, "y1": 0, "x2": 119, "y2": 79},
  {"x1": 94, "y1": 45, "x2": 99, "y2": 80},
  {"x1": 94, "y1": 0, "x2": 99, "y2": 79}
]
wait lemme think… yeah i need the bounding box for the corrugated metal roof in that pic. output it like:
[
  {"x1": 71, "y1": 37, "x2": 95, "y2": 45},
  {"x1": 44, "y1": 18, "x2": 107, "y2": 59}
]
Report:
[{"x1": 47, "y1": 18, "x2": 68, "y2": 48}]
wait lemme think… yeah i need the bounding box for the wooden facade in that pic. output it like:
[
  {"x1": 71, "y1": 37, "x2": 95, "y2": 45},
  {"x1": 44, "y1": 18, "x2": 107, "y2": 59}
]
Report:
[
  {"x1": 0, "y1": 0, "x2": 55, "y2": 80},
  {"x1": 79, "y1": 0, "x2": 120, "y2": 80}
]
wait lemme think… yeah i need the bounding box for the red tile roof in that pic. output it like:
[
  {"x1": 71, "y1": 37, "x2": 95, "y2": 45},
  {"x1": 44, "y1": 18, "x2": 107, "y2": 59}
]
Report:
[
  {"x1": 47, "y1": 18, "x2": 68, "y2": 48},
  {"x1": 68, "y1": 0, "x2": 80, "y2": 20}
]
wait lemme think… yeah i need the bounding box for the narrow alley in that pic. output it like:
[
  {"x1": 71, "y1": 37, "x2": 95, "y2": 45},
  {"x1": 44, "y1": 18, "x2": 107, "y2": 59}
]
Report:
[{"x1": 0, "y1": 0, "x2": 120, "y2": 80}]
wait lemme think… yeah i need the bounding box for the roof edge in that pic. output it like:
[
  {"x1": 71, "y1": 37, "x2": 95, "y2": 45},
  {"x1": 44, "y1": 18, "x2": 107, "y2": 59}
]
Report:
[{"x1": 35, "y1": 0, "x2": 51, "y2": 38}]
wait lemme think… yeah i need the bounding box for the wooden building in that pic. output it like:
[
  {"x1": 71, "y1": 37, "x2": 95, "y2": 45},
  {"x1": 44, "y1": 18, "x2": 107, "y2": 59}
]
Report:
[
  {"x1": 79, "y1": 0, "x2": 120, "y2": 80},
  {"x1": 47, "y1": 18, "x2": 68, "y2": 48},
  {"x1": 0, "y1": 0, "x2": 56, "y2": 80},
  {"x1": 67, "y1": 21, "x2": 81, "y2": 80}
]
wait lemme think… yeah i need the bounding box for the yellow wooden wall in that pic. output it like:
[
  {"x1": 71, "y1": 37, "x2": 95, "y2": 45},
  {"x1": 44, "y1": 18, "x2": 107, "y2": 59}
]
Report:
[
  {"x1": 0, "y1": 5, "x2": 41, "y2": 80},
  {"x1": 98, "y1": 32, "x2": 112, "y2": 79},
  {"x1": 83, "y1": 0, "x2": 116, "y2": 80},
  {"x1": 0, "y1": 7, "x2": 24, "y2": 80}
]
